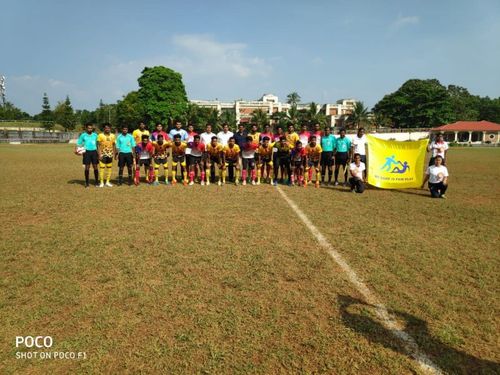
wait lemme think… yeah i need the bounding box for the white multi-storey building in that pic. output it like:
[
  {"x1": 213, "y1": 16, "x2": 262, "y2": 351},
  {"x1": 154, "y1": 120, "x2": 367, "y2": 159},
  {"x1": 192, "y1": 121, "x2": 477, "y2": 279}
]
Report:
[{"x1": 190, "y1": 94, "x2": 358, "y2": 127}]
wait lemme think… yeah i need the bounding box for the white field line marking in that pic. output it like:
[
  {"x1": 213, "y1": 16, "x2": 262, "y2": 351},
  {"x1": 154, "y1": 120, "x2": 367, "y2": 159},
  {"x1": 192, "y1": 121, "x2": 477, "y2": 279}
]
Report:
[{"x1": 276, "y1": 186, "x2": 442, "y2": 375}]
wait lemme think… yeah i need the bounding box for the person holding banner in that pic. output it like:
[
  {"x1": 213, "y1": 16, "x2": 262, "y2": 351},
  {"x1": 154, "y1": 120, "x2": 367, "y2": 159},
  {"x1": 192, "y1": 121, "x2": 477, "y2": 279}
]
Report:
[
  {"x1": 421, "y1": 155, "x2": 449, "y2": 198},
  {"x1": 334, "y1": 128, "x2": 351, "y2": 186},
  {"x1": 349, "y1": 153, "x2": 366, "y2": 193}
]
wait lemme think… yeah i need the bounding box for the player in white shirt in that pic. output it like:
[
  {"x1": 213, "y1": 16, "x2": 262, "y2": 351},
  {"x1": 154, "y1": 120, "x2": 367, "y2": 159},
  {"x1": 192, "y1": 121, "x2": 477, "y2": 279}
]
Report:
[
  {"x1": 200, "y1": 124, "x2": 216, "y2": 146},
  {"x1": 217, "y1": 123, "x2": 234, "y2": 146},
  {"x1": 427, "y1": 133, "x2": 449, "y2": 166},
  {"x1": 421, "y1": 155, "x2": 449, "y2": 198},
  {"x1": 351, "y1": 127, "x2": 368, "y2": 165},
  {"x1": 348, "y1": 153, "x2": 366, "y2": 193}
]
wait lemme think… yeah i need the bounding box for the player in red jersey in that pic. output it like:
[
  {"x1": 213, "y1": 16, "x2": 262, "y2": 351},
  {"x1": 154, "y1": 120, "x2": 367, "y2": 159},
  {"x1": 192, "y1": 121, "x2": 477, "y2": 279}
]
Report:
[
  {"x1": 290, "y1": 140, "x2": 307, "y2": 186},
  {"x1": 241, "y1": 135, "x2": 259, "y2": 185},
  {"x1": 134, "y1": 134, "x2": 155, "y2": 185},
  {"x1": 187, "y1": 134, "x2": 206, "y2": 185},
  {"x1": 259, "y1": 124, "x2": 273, "y2": 144},
  {"x1": 298, "y1": 123, "x2": 311, "y2": 145}
]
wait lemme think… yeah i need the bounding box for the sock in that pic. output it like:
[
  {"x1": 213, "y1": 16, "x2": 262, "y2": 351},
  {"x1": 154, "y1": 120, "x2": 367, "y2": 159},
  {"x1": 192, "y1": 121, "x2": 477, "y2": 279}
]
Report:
[
  {"x1": 201, "y1": 170, "x2": 206, "y2": 183},
  {"x1": 251, "y1": 169, "x2": 256, "y2": 182},
  {"x1": 221, "y1": 169, "x2": 226, "y2": 183},
  {"x1": 154, "y1": 167, "x2": 159, "y2": 182},
  {"x1": 242, "y1": 170, "x2": 247, "y2": 182},
  {"x1": 308, "y1": 168, "x2": 313, "y2": 182},
  {"x1": 235, "y1": 169, "x2": 240, "y2": 182},
  {"x1": 205, "y1": 169, "x2": 210, "y2": 182},
  {"x1": 99, "y1": 163, "x2": 105, "y2": 183},
  {"x1": 328, "y1": 171, "x2": 332, "y2": 182},
  {"x1": 183, "y1": 170, "x2": 187, "y2": 182},
  {"x1": 299, "y1": 175, "x2": 304, "y2": 184},
  {"x1": 106, "y1": 164, "x2": 112, "y2": 183},
  {"x1": 291, "y1": 174, "x2": 295, "y2": 184},
  {"x1": 84, "y1": 170, "x2": 89, "y2": 185},
  {"x1": 94, "y1": 169, "x2": 99, "y2": 184},
  {"x1": 316, "y1": 171, "x2": 321, "y2": 183},
  {"x1": 257, "y1": 166, "x2": 261, "y2": 183},
  {"x1": 189, "y1": 171, "x2": 195, "y2": 182}
]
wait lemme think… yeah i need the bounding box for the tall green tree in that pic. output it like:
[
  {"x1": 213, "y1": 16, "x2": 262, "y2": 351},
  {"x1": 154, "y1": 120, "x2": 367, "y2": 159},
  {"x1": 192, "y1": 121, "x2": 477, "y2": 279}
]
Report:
[
  {"x1": 286, "y1": 92, "x2": 301, "y2": 106},
  {"x1": 477, "y1": 97, "x2": 500, "y2": 123},
  {"x1": 54, "y1": 96, "x2": 76, "y2": 131},
  {"x1": 116, "y1": 91, "x2": 144, "y2": 129},
  {"x1": 447, "y1": 85, "x2": 479, "y2": 121},
  {"x1": 138, "y1": 66, "x2": 188, "y2": 126},
  {"x1": 38, "y1": 93, "x2": 54, "y2": 130},
  {"x1": 220, "y1": 109, "x2": 237, "y2": 129},
  {"x1": 373, "y1": 79, "x2": 454, "y2": 128},
  {"x1": 0, "y1": 102, "x2": 31, "y2": 120},
  {"x1": 250, "y1": 109, "x2": 269, "y2": 129}
]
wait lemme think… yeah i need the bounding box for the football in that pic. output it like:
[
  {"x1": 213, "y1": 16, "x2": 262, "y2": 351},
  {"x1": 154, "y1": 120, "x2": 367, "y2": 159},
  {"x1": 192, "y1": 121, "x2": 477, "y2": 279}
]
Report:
[{"x1": 75, "y1": 147, "x2": 86, "y2": 155}]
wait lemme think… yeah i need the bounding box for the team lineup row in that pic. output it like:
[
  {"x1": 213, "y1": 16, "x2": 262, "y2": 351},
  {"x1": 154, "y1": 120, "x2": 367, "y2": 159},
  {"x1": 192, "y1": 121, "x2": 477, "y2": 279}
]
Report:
[{"x1": 75, "y1": 122, "x2": 368, "y2": 191}]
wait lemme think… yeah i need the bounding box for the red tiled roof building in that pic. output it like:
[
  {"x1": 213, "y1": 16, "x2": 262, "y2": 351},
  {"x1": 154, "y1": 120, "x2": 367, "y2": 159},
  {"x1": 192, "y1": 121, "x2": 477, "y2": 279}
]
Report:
[{"x1": 432, "y1": 121, "x2": 500, "y2": 143}]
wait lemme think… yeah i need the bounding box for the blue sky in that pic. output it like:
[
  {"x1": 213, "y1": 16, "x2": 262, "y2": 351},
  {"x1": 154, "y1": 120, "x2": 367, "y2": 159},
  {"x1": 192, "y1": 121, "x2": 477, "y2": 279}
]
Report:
[{"x1": 2, "y1": 0, "x2": 499, "y2": 114}]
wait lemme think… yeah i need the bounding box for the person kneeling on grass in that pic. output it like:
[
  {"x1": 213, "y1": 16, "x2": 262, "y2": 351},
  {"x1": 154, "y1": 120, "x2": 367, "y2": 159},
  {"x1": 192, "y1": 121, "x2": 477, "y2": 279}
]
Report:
[
  {"x1": 349, "y1": 153, "x2": 366, "y2": 193},
  {"x1": 421, "y1": 155, "x2": 449, "y2": 198}
]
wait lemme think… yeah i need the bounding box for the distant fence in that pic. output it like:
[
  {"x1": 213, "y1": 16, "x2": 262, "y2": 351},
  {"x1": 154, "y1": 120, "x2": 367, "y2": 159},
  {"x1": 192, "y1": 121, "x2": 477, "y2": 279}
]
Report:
[{"x1": 0, "y1": 129, "x2": 79, "y2": 143}]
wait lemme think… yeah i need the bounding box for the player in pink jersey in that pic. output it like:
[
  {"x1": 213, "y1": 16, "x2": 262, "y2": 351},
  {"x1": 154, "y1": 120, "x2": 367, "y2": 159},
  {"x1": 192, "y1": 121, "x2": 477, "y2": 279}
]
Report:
[
  {"x1": 241, "y1": 135, "x2": 259, "y2": 185},
  {"x1": 187, "y1": 134, "x2": 206, "y2": 185},
  {"x1": 259, "y1": 124, "x2": 273, "y2": 144},
  {"x1": 298, "y1": 123, "x2": 311, "y2": 145}
]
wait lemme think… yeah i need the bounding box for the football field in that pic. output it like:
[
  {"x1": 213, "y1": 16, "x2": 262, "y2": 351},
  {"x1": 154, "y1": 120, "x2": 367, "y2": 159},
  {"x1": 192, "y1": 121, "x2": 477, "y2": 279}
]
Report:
[{"x1": 0, "y1": 144, "x2": 499, "y2": 374}]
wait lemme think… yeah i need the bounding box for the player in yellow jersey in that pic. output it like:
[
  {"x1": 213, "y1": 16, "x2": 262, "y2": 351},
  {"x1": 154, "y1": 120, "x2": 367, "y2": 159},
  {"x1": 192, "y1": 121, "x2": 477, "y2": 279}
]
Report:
[
  {"x1": 132, "y1": 122, "x2": 150, "y2": 144},
  {"x1": 256, "y1": 136, "x2": 274, "y2": 185},
  {"x1": 249, "y1": 123, "x2": 261, "y2": 143},
  {"x1": 97, "y1": 123, "x2": 116, "y2": 187},
  {"x1": 223, "y1": 137, "x2": 241, "y2": 185},
  {"x1": 285, "y1": 124, "x2": 300, "y2": 147},
  {"x1": 171, "y1": 134, "x2": 188, "y2": 185},
  {"x1": 305, "y1": 135, "x2": 323, "y2": 188},
  {"x1": 152, "y1": 134, "x2": 171, "y2": 185},
  {"x1": 205, "y1": 136, "x2": 225, "y2": 186},
  {"x1": 273, "y1": 136, "x2": 292, "y2": 186}
]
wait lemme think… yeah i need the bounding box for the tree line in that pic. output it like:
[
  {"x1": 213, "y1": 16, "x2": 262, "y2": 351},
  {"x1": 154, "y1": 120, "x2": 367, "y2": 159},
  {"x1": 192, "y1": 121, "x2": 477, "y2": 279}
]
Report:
[{"x1": 1, "y1": 67, "x2": 499, "y2": 131}]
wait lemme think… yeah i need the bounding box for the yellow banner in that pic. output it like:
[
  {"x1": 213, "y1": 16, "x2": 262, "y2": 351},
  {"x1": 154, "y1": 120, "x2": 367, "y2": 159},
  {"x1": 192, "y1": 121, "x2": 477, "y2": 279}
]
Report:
[{"x1": 366, "y1": 135, "x2": 428, "y2": 189}]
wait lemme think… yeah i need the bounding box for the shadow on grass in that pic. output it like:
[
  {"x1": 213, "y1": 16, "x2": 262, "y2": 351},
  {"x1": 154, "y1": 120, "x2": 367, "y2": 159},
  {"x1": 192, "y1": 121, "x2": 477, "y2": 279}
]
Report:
[
  {"x1": 67, "y1": 179, "x2": 88, "y2": 186},
  {"x1": 338, "y1": 295, "x2": 499, "y2": 374}
]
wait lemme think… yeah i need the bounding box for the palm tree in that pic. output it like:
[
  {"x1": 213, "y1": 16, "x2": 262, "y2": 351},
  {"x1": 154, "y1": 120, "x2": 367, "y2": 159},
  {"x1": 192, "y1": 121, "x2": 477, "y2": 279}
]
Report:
[
  {"x1": 286, "y1": 92, "x2": 301, "y2": 106},
  {"x1": 287, "y1": 104, "x2": 300, "y2": 126},
  {"x1": 251, "y1": 109, "x2": 269, "y2": 130},
  {"x1": 304, "y1": 102, "x2": 327, "y2": 127},
  {"x1": 348, "y1": 101, "x2": 370, "y2": 129},
  {"x1": 271, "y1": 111, "x2": 290, "y2": 129}
]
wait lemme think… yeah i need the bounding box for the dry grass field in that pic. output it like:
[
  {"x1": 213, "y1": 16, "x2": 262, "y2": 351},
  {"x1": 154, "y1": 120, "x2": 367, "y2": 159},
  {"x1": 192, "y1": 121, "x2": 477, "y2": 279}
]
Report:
[{"x1": 0, "y1": 144, "x2": 498, "y2": 374}]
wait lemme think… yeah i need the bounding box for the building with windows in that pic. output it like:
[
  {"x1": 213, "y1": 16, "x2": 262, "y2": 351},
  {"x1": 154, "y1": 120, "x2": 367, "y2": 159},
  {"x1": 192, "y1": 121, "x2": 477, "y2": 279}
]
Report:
[
  {"x1": 432, "y1": 121, "x2": 500, "y2": 144},
  {"x1": 190, "y1": 94, "x2": 358, "y2": 127}
]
